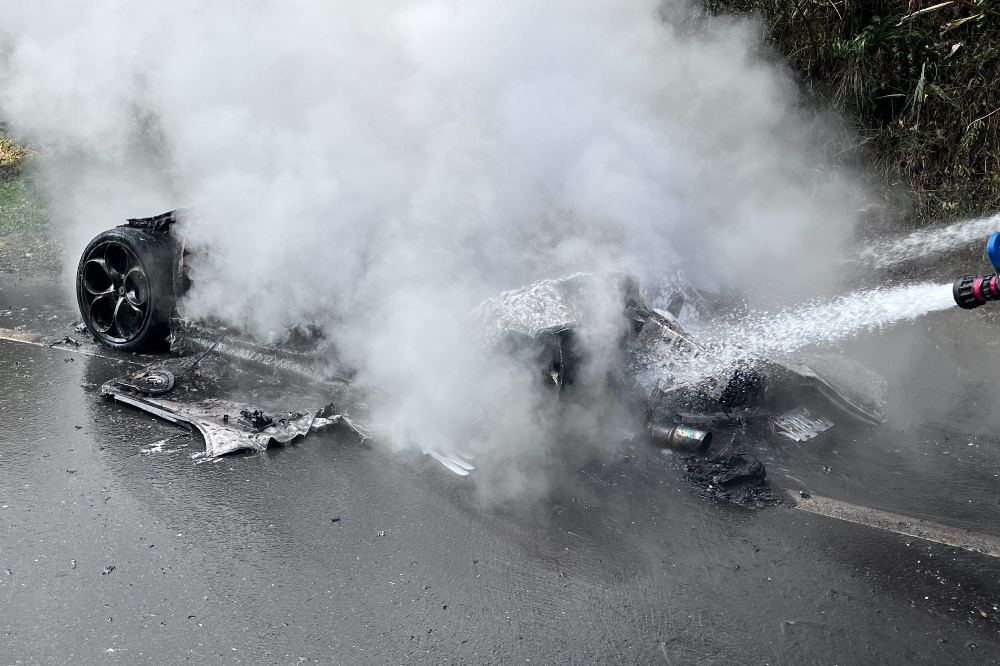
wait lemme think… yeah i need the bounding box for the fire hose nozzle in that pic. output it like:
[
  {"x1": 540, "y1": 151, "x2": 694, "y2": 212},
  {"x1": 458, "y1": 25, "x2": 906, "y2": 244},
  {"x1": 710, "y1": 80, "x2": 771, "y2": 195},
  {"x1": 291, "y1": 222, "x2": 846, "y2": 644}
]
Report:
[{"x1": 953, "y1": 274, "x2": 1000, "y2": 309}]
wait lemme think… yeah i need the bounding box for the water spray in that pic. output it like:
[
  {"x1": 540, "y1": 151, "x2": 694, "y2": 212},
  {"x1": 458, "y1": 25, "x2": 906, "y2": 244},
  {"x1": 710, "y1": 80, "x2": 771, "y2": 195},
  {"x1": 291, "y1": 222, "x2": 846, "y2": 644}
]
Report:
[{"x1": 953, "y1": 232, "x2": 1000, "y2": 309}]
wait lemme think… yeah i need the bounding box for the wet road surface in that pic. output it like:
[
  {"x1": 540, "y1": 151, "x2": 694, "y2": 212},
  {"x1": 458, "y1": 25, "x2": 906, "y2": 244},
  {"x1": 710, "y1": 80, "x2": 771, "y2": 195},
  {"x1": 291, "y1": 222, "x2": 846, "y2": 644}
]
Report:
[{"x1": 3, "y1": 277, "x2": 1000, "y2": 664}]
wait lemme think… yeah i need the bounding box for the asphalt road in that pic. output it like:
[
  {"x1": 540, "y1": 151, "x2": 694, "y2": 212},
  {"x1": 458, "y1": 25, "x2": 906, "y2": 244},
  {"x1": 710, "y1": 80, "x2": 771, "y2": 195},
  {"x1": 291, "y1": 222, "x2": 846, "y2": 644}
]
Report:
[{"x1": 3, "y1": 276, "x2": 1000, "y2": 665}]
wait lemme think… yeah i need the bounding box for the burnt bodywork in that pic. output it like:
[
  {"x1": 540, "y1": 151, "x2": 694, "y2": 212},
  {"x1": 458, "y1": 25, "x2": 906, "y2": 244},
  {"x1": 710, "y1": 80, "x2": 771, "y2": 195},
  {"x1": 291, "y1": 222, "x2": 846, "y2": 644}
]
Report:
[
  {"x1": 473, "y1": 271, "x2": 886, "y2": 452},
  {"x1": 78, "y1": 212, "x2": 887, "y2": 468}
]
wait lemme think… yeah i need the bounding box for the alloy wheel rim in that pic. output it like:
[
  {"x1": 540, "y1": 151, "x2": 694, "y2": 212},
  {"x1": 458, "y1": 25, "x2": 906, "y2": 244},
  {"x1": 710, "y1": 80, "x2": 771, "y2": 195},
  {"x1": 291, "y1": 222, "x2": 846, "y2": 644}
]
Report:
[{"x1": 80, "y1": 241, "x2": 150, "y2": 343}]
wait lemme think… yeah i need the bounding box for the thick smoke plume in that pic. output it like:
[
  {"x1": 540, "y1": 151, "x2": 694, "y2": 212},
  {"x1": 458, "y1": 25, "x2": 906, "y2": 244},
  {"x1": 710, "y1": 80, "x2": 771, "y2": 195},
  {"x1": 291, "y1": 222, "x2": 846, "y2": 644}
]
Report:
[{"x1": 0, "y1": 1, "x2": 872, "y2": 492}]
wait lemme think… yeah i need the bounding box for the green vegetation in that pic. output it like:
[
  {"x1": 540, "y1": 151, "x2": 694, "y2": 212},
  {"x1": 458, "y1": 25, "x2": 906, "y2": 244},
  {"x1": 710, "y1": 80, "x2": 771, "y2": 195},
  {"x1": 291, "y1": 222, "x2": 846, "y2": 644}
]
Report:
[
  {"x1": 705, "y1": 0, "x2": 1000, "y2": 223},
  {"x1": 0, "y1": 178, "x2": 47, "y2": 236},
  {"x1": 0, "y1": 131, "x2": 46, "y2": 236}
]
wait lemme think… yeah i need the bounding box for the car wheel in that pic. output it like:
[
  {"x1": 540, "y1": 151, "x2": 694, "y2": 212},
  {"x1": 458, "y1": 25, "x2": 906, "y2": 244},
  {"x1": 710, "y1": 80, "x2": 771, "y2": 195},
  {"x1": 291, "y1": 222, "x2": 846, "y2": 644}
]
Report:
[{"x1": 76, "y1": 226, "x2": 175, "y2": 352}]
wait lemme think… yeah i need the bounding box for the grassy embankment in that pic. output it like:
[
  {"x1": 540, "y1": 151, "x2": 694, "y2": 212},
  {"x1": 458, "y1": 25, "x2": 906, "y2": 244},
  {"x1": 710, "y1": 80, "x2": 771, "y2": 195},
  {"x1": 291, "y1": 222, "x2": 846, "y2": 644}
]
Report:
[
  {"x1": 707, "y1": 0, "x2": 1000, "y2": 225},
  {"x1": 0, "y1": 131, "x2": 46, "y2": 237}
]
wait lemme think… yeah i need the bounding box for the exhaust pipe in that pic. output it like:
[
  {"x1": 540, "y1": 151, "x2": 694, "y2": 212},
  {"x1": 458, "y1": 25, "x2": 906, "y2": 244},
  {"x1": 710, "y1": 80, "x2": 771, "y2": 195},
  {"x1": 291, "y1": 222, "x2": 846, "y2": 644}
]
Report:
[
  {"x1": 648, "y1": 425, "x2": 713, "y2": 454},
  {"x1": 953, "y1": 231, "x2": 1000, "y2": 309}
]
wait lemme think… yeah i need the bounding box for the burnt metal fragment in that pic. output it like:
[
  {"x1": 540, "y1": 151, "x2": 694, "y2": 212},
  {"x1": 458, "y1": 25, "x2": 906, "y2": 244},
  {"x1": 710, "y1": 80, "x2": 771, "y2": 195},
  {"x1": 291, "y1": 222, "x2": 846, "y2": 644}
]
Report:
[
  {"x1": 126, "y1": 210, "x2": 181, "y2": 234},
  {"x1": 120, "y1": 368, "x2": 176, "y2": 395},
  {"x1": 773, "y1": 406, "x2": 834, "y2": 441},
  {"x1": 239, "y1": 409, "x2": 274, "y2": 430}
]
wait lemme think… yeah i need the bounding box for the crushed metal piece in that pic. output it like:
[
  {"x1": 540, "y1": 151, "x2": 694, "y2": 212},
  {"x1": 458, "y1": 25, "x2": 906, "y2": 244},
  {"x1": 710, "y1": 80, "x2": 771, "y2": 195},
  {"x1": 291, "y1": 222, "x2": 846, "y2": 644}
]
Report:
[
  {"x1": 125, "y1": 369, "x2": 175, "y2": 395},
  {"x1": 103, "y1": 386, "x2": 310, "y2": 457},
  {"x1": 774, "y1": 406, "x2": 834, "y2": 442},
  {"x1": 239, "y1": 409, "x2": 274, "y2": 431},
  {"x1": 101, "y1": 376, "x2": 366, "y2": 458}
]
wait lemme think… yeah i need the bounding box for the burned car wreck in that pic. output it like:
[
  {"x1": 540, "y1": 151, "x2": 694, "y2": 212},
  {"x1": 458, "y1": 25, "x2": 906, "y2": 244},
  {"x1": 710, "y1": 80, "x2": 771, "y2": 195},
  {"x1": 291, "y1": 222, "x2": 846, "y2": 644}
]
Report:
[{"x1": 77, "y1": 211, "x2": 887, "y2": 485}]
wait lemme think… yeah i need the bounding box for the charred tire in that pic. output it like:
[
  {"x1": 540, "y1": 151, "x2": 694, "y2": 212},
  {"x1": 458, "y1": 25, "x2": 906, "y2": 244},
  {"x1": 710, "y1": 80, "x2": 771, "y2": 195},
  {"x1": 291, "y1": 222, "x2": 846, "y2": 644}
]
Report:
[{"x1": 76, "y1": 227, "x2": 175, "y2": 352}]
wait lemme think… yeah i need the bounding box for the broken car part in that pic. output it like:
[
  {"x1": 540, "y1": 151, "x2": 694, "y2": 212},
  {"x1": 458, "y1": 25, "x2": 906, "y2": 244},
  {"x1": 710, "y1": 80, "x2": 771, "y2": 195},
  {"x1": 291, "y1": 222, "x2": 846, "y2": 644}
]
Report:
[
  {"x1": 169, "y1": 319, "x2": 353, "y2": 387},
  {"x1": 101, "y1": 361, "x2": 367, "y2": 458},
  {"x1": 115, "y1": 367, "x2": 176, "y2": 395},
  {"x1": 103, "y1": 381, "x2": 349, "y2": 458},
  {"x1": 685, "y1": 454, "x2": 775, "y2": 506},
  {"x1": 773, "y1": 406, "x2": 834, "y2": 442}
]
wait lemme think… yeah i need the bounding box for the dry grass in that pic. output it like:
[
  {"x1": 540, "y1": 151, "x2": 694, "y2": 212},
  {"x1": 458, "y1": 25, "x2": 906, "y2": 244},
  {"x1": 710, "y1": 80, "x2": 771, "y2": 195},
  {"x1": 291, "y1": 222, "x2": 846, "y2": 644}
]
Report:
[
  {"x1": 704, "y1": 0, "x2": 1000, "y2": 225},
  {"x1": 0, "y1": 133, "x2": 34, "y2": 168}
]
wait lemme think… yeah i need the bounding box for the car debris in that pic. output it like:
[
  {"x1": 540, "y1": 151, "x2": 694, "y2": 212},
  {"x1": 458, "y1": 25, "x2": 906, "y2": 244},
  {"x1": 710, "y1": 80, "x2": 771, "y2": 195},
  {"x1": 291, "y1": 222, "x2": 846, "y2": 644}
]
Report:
[
  {"x1": 773, "y1": 406, "x2": 834, "y2": 442},
  {"x1": 685, "y1": 454, "x2": 778, "y2": 506},
  {"x1": 104, "y1": 384, "x2": 323, "y2": 457},
  {"x1": 112, "y1": 367, "x2": 176, "y2": 395},
  {"x1": 647, "y1": 425, "x2": 713, "y2": 453},
  {"x1": 238, "y1": 409, "x2": 274, "y2": 431},
  {"x1": 101, "y1": 360, "x2": 368, "y2": 458},
  {"x1": 472, "y1": 271, "x2": 887, "y2": 493}
]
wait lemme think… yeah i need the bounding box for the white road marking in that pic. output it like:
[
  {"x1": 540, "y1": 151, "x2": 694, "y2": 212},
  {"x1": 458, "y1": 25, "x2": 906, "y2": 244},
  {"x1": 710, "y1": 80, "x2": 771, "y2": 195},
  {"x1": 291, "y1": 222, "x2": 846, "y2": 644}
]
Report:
[
  {"x1": 787, "y1": 489, "x2": 1000, "y2": 558},
  {"x1": 0, "y1": 326, "x2": 141, "y2": 363}
]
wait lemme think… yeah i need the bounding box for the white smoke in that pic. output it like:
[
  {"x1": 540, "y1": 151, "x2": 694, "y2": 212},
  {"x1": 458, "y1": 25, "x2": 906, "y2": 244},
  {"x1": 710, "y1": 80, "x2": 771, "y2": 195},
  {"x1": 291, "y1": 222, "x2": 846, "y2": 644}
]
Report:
[{"x1": 0, "y1": 0, "x2": 872, "y2": 490}]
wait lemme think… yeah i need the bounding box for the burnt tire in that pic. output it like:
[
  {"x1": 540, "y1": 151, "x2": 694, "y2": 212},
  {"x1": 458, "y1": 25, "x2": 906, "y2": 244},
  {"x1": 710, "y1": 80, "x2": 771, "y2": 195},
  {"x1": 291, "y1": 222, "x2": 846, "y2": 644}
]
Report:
[{"x1": 76, "y1": 227, "x2": 175, "y2": 352}]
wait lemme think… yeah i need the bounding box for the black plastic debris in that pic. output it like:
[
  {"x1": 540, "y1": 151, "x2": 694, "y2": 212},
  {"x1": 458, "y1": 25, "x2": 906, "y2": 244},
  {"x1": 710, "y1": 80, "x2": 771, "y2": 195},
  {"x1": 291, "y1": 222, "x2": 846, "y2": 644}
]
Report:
[
  {"x1": 685, "y1": 454, "x2": 778, "y2": 506},
  {"x1": 126, "y1": 209, "x2": 180, "y2": 234}
]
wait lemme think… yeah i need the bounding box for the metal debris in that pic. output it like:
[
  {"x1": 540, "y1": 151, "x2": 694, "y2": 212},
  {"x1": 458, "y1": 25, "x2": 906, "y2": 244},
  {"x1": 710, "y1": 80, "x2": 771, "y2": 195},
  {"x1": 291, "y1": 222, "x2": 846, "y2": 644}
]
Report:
[
  {"x1": 112, "y1": 368, "x2": 176, "y2": 395},
  {"x1": 774, "y1": 406, "x2": 835, "y2": 442},
  {"x1": 648, "y1": 425, "x2": 713, "y2": 453},
  {"x1": 238, "y1": 409, "x2": 274, "y2": 431},
  {"x1": 102, "y1": 371, "x2": 367, "y2": 459}
]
